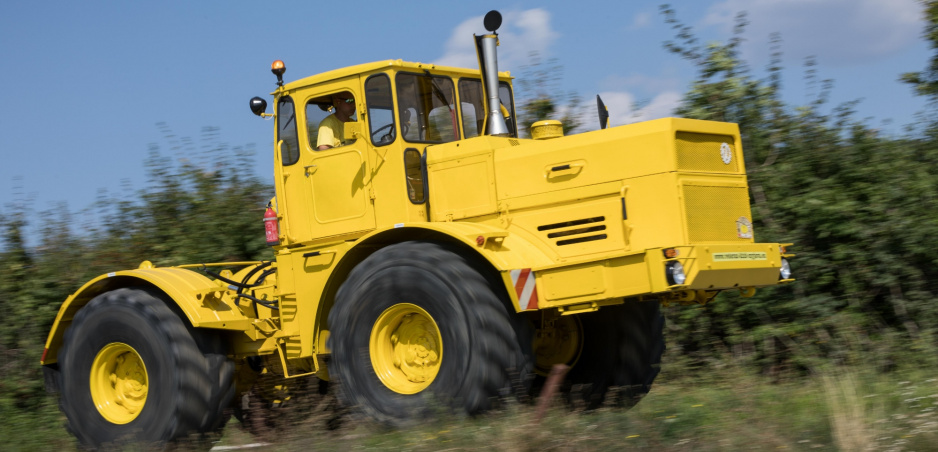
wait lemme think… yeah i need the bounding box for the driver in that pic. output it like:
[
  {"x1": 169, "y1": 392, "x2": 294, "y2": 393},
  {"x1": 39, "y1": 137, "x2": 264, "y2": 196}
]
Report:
[{"x1": 317, "y1": 92, "x2": 356, "y2": 150}]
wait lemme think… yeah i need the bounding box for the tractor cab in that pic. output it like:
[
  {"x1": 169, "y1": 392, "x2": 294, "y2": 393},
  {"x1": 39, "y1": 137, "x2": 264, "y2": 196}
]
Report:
[{"x1": 252, "y1": 61, "x2": 518, "y2": 247}]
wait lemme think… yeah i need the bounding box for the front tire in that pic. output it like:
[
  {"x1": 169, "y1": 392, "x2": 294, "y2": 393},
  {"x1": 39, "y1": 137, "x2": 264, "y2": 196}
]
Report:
[
  {"x1": 58, "y1": 287, "x2": 232, "y2": 448},
  {"x1": 328, "y1": 241, "x2": 531, "y2": 426}
]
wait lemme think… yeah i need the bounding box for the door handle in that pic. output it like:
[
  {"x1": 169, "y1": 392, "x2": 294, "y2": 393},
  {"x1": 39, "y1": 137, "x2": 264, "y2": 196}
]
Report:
[
  {"x1": 545, "y1": 162, "x2": 584, "y2": 177},
  {"x1": 304, "y1": 165, "x2": 317, "y2": 175}
]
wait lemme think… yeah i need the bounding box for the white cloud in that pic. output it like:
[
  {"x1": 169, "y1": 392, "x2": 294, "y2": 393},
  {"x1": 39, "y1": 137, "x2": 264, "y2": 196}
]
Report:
[
  {"x1": 595, "y1": 90, "x2": 683, "y2": 128},
  {"x1": 703, "y1": 0, "x2": 924, "y2": 66},
  {"x1": 432, "y1": 9, "x2": 682, "y2": 133},
  {"x1": 631, "y1": 11, "x2": 652, "y2": 30},
  {"x1": 434, "y1": 9, "x2": 559, "y2": 72}
]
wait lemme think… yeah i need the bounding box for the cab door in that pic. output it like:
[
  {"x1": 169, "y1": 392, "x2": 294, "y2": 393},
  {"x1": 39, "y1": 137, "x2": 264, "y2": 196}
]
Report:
[
  {"x1": 273, "y1": 94, "x2": 314, "y2": 245},
  {"x1": 302, "y1": 79, "x2": 376, "y2": 240}
]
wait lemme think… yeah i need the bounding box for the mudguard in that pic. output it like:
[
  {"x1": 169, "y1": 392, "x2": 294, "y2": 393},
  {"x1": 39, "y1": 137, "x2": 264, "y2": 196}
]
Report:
[
  {"x1": 41, "y1": 264, "x2": 258, "y2": 366},
  {"x1": 345, "y1": 222, "x2": 556, "y2": 312}
]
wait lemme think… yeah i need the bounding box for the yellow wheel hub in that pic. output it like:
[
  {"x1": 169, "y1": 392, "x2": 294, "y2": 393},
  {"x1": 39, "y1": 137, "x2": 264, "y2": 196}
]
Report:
[
  {"x1": 370, "y1": 303, "x2": 442, "y2": 394},
  {"x1": 90, "y1": 342, "x2": 148, "y2": 424},
  {"x1": 534, "y1": 315, "x2": 583, "y2": 375}
]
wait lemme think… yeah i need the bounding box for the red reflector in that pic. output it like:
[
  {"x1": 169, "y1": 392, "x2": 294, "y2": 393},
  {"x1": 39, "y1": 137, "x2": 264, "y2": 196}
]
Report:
[
  {"x1": 476, "y1": 236, "x2": 485, "y2": 246},
  {"x1": 41, "y1": 348, "x2": 49, "y2": 363}
]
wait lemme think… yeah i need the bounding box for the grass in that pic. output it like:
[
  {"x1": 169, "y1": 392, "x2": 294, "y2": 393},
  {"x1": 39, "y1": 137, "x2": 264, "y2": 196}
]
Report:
[
  {"x1": 6, "y1": 359, "x2": 938, "y2": 451},
  {"x1": 0, "y1": 398, "x2": 74, "y2": 451},
  {"x1": 204, "y1": 360, "x2": 938, "y2": 452}
]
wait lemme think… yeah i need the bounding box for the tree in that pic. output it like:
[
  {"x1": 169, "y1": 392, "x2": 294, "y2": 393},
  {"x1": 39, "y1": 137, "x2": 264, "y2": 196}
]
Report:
[
  {"x1": 515, "y1": 53, "x2": 583, "y2": 136},
  {"x1": 901, "y1": 0, "x2": 938, "y2": 101},
  {"x1": 93, "y1": 125, "x2": 274, "y2": 268},
  {"x1": 660, "y1": 4, "x2": 938, "y2": 372},
  {"x1": 1, "y1": 124, "x2": 276, "y2": 429}
]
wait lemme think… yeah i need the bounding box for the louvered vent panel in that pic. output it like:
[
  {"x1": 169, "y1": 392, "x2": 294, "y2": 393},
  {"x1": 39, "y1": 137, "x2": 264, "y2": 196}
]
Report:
[{"x1": 537, "y1": 216, "x2": 608, "y2": 246}]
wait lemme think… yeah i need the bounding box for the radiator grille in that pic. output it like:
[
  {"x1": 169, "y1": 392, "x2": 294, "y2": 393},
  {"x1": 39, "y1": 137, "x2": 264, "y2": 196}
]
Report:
[
  {"x1": 676, "y1": 132, "x2": 739, "y2": 173},
  {"x1": 683, "y1": 185, "x2": 753, "y2": 243}
]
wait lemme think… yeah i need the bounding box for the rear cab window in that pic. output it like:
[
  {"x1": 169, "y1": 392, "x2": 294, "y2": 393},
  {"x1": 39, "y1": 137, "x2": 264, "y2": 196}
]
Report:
[{"x1": 396, "y1": 73, "x2": 459, "y2": 143}]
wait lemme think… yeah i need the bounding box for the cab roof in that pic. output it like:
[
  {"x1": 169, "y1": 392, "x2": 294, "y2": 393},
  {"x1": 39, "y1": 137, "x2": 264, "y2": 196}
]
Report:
[{"x1": 281, "y1": 59, "x2": 512, "y2": 91}]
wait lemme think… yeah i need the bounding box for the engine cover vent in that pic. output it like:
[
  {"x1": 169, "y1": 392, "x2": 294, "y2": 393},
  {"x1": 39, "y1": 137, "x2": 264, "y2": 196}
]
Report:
[{"x1": 538, "y1": 216, "x2": 608, "y2": 246}]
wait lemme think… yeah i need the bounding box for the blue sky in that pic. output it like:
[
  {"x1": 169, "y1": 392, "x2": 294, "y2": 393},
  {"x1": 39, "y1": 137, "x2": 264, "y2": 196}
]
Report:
[{"x1": 0, "y1": 0, "x2": 930, "y2": 243}]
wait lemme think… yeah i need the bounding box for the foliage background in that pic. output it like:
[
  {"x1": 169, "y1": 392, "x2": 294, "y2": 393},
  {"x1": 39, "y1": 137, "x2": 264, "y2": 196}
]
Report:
[{"x1": 3, "y1": 2, "x2": 938, "y2": 449}]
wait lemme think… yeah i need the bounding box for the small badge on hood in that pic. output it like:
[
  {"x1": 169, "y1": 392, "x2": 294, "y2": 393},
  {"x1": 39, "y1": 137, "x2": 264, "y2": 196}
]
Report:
[
  {"x1": 721, "y1": 142, "x2": 732, "y2": 164},
  {"x1": 736, "y1": 216, "x2": 753, "y2": 239}
]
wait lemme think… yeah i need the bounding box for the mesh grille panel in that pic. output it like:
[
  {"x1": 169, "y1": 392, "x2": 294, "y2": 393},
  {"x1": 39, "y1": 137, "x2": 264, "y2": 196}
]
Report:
[
  {"x1": 676, "y1": 132, "x2": 739, "y2": 173},
  {"x1": 683, "y1": 185, "x2": 752, "y2": 242}
]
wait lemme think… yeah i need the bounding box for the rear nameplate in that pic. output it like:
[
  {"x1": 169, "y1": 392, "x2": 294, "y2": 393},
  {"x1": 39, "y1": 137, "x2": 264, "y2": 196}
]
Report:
[{"x1": 712, "y1": 252, "x2": 767, "y2": 262}]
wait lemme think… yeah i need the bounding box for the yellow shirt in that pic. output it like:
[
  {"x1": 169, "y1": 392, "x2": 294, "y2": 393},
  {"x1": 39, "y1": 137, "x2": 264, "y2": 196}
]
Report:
[{"x1": 317, "y1": 114, "x2": 344, "y2": 149}]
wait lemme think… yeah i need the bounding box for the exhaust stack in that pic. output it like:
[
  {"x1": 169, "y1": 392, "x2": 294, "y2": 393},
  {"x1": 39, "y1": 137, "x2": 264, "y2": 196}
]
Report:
[{"x1": 475, "y1": 11, "x2": 509, "y2": 136}]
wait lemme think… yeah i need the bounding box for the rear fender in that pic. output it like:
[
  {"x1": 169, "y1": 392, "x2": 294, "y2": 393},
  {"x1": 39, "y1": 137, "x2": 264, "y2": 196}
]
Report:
[{"x1": 41, "y1": 265, "x2": 256, "y2": 366}]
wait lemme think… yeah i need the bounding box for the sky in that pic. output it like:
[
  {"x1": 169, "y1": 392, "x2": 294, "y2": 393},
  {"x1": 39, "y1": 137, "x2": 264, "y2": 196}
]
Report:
[{"x1": 0, "y1": 0, "x2": 930, "y2": 244}]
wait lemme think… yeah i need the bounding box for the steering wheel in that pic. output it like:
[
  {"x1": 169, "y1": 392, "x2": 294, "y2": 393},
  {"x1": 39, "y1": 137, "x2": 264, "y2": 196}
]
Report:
[{"x1": 371, "y1": 123, "x2": 395, "y2": 144}]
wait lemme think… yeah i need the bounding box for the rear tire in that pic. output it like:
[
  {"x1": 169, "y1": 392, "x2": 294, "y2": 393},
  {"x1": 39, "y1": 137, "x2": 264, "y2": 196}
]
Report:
[
  {"x1": 328, "y1": 241, "x2": 531, "y2": 426},
  {"x1": 564, "y1": 301, "x2": 664, "y2": 409},
  {"x1": 58, "y1": 287, "x2": 233, "y2": 448}
]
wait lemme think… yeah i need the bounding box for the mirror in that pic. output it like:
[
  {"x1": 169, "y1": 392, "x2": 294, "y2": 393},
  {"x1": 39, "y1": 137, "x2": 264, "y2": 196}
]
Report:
[
  {"x1": 344, "y1": 121, "x2": 362, "y2": 140},
  {"x1": 250, "y1": 96, "x2": 268, "y2": 116}
]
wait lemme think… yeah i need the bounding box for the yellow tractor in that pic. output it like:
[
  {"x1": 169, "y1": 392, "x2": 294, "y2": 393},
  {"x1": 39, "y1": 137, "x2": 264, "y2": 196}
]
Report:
[{"x1": 41, "y1": 11, "x2": 792, "y2": 448}]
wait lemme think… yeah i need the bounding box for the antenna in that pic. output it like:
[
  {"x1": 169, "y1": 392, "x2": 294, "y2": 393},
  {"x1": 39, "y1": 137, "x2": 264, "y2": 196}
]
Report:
[{"x1": 597, "y1": 95, "x2": 609, "y2": 130}]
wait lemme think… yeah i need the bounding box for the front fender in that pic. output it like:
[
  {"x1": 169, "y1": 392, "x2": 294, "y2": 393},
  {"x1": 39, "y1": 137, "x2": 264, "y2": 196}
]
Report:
[
  {"x1": 342, "y1": 222, "x2": 556, "y2": 313},
  {"x1": 352, "y1": 222, "x2": 556, "y2": 271}
]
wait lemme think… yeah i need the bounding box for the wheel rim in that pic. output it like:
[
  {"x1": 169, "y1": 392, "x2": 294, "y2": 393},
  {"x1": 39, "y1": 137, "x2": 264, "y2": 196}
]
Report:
[
  {"x1": 370, "y1": 303, "x2": 442, "y2": 394},
  {"x1": 533, "y1": 315, "x2": 583, "y2": 375},
  {"x1": 90, "y1": 342, "x2": 148, "y2": 424}
]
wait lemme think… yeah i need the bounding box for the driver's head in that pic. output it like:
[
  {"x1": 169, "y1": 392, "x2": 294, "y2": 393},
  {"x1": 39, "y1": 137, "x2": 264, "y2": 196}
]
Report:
[{"x1": 331, "y1": 92, "x2": 356, "y2": 121}]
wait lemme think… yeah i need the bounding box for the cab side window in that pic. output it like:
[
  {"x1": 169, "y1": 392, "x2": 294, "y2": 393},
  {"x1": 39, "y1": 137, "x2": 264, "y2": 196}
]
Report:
[
  {"x1": 366, "y1": 74, "x2": 396, "y2": 146},
  {"x1": 278, "y1": 96, "x2": 299, "y2": 165},
  {"x1": 498, "y1": 83, "x2": 517, "y2": 137},
  {"x1": 306, "y1": 91, "x2": 358, "y2": 151},
  {"x1": 458, "y1": 79, "x2": 484, "y2": 139},
  {"x1": 397, "y1": 73, "x2": 459, "y2": 143},
  {"x1": 457, "y1": 79, "x2": 517, "y2": 139},
  {"x1": 306, "y1": 101, "x2": 332, "y2": 150}
]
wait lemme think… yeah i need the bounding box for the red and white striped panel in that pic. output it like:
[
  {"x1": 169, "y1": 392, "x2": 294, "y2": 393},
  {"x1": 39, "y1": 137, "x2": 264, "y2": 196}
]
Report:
[{"x1": 509, "y1": 268, "x2": 539, "y2": 310}]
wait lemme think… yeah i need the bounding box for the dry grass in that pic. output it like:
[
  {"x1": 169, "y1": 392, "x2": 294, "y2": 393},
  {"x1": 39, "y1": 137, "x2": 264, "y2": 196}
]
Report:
[{"x1": 822, "y1": 371, "x2": 879, "y2": 451}]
